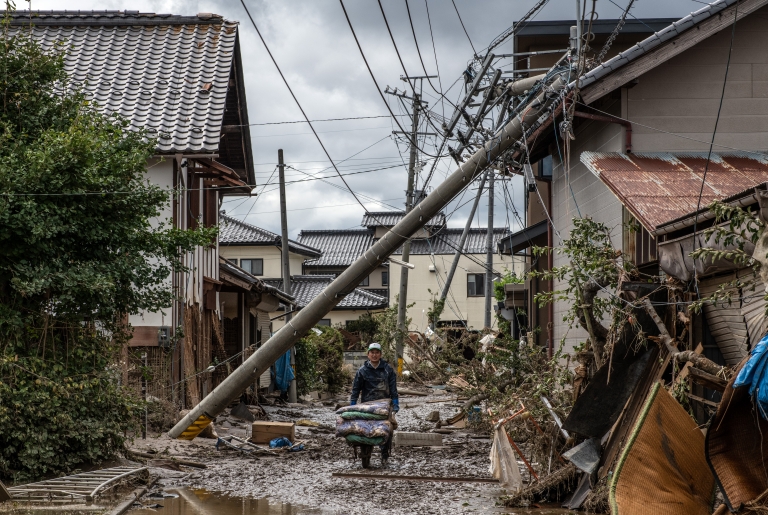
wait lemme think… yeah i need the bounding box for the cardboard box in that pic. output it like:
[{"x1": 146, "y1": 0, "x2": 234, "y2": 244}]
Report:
[{"x1": 250, "y1": 421, "x2": 295, "y2": 444}]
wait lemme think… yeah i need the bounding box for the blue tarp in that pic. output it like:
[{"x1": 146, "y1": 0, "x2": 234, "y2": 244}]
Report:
[
  {"x1": 734, "y1": 333, "x2": 768, "y2": 419},
  {"x1": 272, "y1": 350, "x2": 295, "y2": 393}
]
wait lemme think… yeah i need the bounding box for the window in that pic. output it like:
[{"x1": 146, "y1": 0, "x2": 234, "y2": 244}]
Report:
[
  {"x1": 317, "y1": 319, "x2": 331, "y2": 327},
  {"x1": 241, "y1": 258, "x2": 264, "y2": 276},
  {"x1": 229, "y1": 258, "x2": 239, "y2": 266},
  {"x1": 359, "y1": 275, "x2": 369, "y2": 287},
  {"x1": 539, "y1": 155, "x2": 553, "y2": 178},
  {"x1": 467, "y1": 273, "x2": 485, "y2": 297},
  {"x1": 381, "y1": 271, "x2": 388, "y2": 286}
]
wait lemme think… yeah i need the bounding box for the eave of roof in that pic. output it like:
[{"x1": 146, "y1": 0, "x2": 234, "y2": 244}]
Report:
[
  {"x1": 580, "y1": 152, "x2": 768, "y2": 233},
  {"x1": 219, "y1": 214, "x2": 323, "y2": 258},
  {"x1": 220, "y1": 258, "x2": 295, "y2": 305},
  {"x1": 263, "y1": 275, "x2": 387, "y2": 310},
  {"x1": 6, "y1": 10, "x2": 254, "y2": 181}
]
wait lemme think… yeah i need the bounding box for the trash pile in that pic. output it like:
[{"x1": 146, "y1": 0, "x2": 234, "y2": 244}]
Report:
[{"x1": 335, "y1": 399, "x2": 394, "y2": 446}]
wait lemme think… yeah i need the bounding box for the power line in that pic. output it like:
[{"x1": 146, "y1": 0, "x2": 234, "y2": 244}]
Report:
[
  {"x1": 692, "y1": 0, "x2": 739, "y2": 295},
  {"x1": 239, "y1": 0, "x2": 401, "y2": 225},
  {"x1": 247, "y1": 114, "x2": 406, "y2": 126},
  {"x1": 339, "y1": 0, "x2": 446, "y2": 159},
  {"x1": 450, "y1": 0, "x2": 477, "y2": 56}
]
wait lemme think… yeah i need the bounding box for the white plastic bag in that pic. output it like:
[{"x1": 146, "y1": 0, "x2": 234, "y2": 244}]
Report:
[{"x1": 489, "y1": 425, "x2": 523, "y2": 492}]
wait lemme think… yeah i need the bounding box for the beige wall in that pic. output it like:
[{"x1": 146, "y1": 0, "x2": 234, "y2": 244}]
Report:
[
  {"x1": 220, "y1": 245, "x2": 306, "y2": 278},
  {"x1": 271, "y1": 308, "x2": 384, "y2": 332},
  {"x1": 388, "y1": 253, "x2": 523, "y2": 332},
  {"x1": 627, "y1": 8, "x2": 768, "y2": 152},
  {"x1": 551, "y1": 101, "x2": 624, "y2": 356}
]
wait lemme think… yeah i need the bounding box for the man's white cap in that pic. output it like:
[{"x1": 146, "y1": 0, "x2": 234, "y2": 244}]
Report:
[{"x1": 367, "y1": 342, "x2": 382, "y2": 352}]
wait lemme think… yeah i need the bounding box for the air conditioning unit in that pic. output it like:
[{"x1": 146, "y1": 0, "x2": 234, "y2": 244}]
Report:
[{"x1": 428, "y1": 264, "x2": 436, "y2": 272}]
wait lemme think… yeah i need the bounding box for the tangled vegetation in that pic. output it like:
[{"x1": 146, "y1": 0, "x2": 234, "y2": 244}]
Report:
[
  {"x1": 0, "y1": 18, "x2": 213, "y2": 480},
  {"x1": 295, "y1": 326, "x2": 346, "y2": 396}
]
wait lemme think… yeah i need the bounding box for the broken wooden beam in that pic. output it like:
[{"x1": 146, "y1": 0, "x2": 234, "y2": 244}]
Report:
[{"x1": 688, "y1": 366, "x2": 728, "y2": 392}]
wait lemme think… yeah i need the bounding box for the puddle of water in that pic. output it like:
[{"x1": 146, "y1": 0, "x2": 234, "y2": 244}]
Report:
[{"x1": 131, "y1": 488, "x2": 323, "y2": 515}]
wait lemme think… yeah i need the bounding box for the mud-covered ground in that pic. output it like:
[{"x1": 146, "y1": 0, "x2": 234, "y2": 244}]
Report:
[{"x1": 129, "y1": 388, "x2": 526, "y2": 514}]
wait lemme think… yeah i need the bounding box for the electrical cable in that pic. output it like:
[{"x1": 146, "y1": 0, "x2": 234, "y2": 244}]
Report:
[
  {"x1": 246, "y1": 114, "x2": 405, "y2": 126},
  {"x1": 240, "y1": 0, "x2": 415, "y2": 235},
  {"x1": 424, "y1": 0, "x2": 445, "y2": 119},
  {"x1": 481, "y1": 0, "x2": 551, "y2": 56},
  {"x1": 450, "y1": 0, "x2": 477, "y2": 56},
  {"x1": 339, "y1": 0, "x2": 448, "y2": 160},
  {"x1": 692, "y1": 0, "x2": 739, "y2": 295},
  {"x1": 596, "y1": 0, "x2": 636, "y2": 64}
]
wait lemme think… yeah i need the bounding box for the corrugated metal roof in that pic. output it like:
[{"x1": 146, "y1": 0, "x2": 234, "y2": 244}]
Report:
[
  {"x1": 8, "y1": 11, "x2": 239, "y2": 155},
  {"x1": 298, "y1": 230, "x2": 375, "y2": 267},
  {"x1": 263, "y1": 275, "x2": 387, "y2": 310},
  {"x1": 581, "y1": 152, "x2": 768, "y2": 232},
  {"x1": 219, "y1": 214, "x2": 322, "y2": 257},
  {"x1": 361, "y1": 211, "x2": 446, "y2": 228}
]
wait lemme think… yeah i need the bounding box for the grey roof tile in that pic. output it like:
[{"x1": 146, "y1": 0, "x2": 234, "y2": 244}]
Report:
[
  {"x1": 361, "y1": 211, "x2": 446, "y2": 228},
  {"x1": 403, "y1": 228, "x2": 511, "y2": 255},
  {"x1": 263, "y1": 275, "x2": 388, "y2": 310},
  {"x1": 219, "y1": 214, "x2": 322, "y2": 258},
  {"x1": 8, "y1": 11, "x2": 238, "y2": 154},
  {"x1": 298, "y1": 230, "x2": 375, "y2": 267}
]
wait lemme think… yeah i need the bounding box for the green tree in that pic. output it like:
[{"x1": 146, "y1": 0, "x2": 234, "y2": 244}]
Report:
[{"x1": 0, "y1": 23, "x2": 213, "y2": 480}]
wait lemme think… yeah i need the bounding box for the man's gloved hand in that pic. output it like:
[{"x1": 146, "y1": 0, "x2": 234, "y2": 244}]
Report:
[
  {"x1": 392, "y1": 398, "x2": 400, "y2": 412},
  {"x1": 350, "y1": 400, "x2": 357, "y2": 406}
]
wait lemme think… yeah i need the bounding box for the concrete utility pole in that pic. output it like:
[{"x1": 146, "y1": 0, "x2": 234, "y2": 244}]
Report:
[
  {"x1": 484, "y1": 169, "x2": 495, "y2": 329},
  {"x1": 438, "y1": 173, "x2": 487, "y2": 304},
  {"x1": 278, "y1": 149, "x2": 296, "y2": 403},
  {"x1": 395, "y1": 90, "x2": 420, "y2": 376},
  {"x1": 169, "y1": 73, "x2": 570, "y2": 441}
]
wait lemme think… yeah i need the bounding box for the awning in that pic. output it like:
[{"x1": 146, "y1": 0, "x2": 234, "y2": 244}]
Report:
[
  {"x1": 219, "y1": 258, "x2": 295, "y2": 306},
  {"x1": 580, "y1": 152, "x2": 768, "y2": 234},
  {"x1": 497, "y1": 220, "x2": 548, "y2": 254}
]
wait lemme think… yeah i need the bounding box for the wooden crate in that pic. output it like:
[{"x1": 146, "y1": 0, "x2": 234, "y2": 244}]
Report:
[{"x1": 250, "y1": 421, "x2": 295, "y2": 444}]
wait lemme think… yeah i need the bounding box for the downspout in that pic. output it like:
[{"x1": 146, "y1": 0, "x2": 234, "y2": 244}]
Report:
[{"x1": 572, "y1": 111, "x2": 632, "y2": 153}]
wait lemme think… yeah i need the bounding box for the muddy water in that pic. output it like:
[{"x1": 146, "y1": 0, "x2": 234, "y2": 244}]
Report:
[{"x1": 130, "y1": 488, "x2": 578, "y2": 515}]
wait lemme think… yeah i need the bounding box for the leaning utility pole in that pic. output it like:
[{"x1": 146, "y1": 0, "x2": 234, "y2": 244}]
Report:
[
  {"x1": 393, "y1": 89, "x2": 420, "y2": 376},
  {"x1": 169, "y1": 71, "x2": 570, "y2": 440},
  {"x1": 484, "y1": 170, "x2": 495, "y2": 329},
  {"x1": 438, "y1": 173, "x2": 486, "y2": 304},
  {"x1": 278, "y1": 149, "x2": 296, "y2": 403}
]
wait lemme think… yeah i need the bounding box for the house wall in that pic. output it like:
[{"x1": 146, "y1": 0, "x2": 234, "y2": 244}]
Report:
[
  {"x1": 627, "y1": 7, "x2": 768, "y2": 152},
  {"x1": 220, "y1": 245, "x2": 307, "y2": 278},
  {"x1": 387, "y1": 253, "x2": 523, "y2": 332},
  {"x1": 129, "y1": 158, "x2": 174, "y2": 331},
  {"x1": 551, "y1": 101, "x2": 624, "y2": 355},
  {"x1": 302, "y1": 264, "x2": 390, "y2": 290},
  {"x1": 271, "y1": 308, "x2": 385, "y2": 332}
]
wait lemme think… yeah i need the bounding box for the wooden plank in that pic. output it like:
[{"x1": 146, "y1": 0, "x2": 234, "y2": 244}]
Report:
[
  {"x1": 688, "y1": 366, "x2": 728, "y2": 392},
  {"x1": 128, "y1": 326, "x2": 161, "y2": 347},
  {"x1": 332, "y1": 472, "x2": 498, "y2": 483},
  {"x1": 582, "y1": 0, "x2": 768, "y2": 104},
  {"x1": 688, "y1": 393, "x2": 720, "y2": 408}
]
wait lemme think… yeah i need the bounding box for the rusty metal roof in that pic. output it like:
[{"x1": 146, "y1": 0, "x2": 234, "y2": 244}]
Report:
[{"x1": 580, "y1": 152, "x2": 768, "y2": 232}]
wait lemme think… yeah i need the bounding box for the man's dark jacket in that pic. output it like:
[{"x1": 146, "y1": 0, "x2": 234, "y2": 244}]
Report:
[{"x1": 350, "y1": 359, "x2": 399, "y2": 404}]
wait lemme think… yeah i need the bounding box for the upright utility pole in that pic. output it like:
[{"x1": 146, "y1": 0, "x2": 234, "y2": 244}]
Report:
[
  {"x1": 484, "y1": 170, "x2": 495, "y2": 329},
  {"x1": 395, "y1": 91, "x2": 420, "y2": 375},
  {"x1": 278, "y1": 149, "x2": 296, "y2": 403}
]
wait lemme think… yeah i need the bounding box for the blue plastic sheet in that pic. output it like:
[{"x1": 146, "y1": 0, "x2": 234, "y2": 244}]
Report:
[
  {"x1": 272, "y1": 350, "x2": 295, "y2": 393},
  {"x1": 734, "y1": 333, "x2": 768, "y2": 419}
]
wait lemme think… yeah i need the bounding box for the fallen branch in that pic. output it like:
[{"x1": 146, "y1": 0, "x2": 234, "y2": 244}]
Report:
[
  {"x1": 461, "y1": 379, "x2": 515, "y2": 411},
  {"x1": 672, "y1": 350, "x2": 726, "y2": 378},
  {"x1": 502, "y1": 464, "x2": 579, "y2": 507}
]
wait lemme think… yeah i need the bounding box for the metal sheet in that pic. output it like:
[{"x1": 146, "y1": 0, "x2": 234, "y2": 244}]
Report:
[
  {"x1": 562, "y1": 437, "x2": 602, "y2": 475},
  {"x1": 581, "y1": 152, "x2": 768, "y2": 233},
  {"x1": 700, "y1": 276, "x2": 749, "y2": 365}
]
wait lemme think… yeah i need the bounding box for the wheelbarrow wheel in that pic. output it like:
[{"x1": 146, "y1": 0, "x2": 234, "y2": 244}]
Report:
[{"x1": 360, "y1": 444, "x2": 372, "y2": 468}]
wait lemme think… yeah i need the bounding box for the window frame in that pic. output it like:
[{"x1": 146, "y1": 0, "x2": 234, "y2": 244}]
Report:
[
  {"x1": 381, "y1": 270, "x2": 388, "y2": 286},
  {"x1": 241, "y1": 258, "x2": 264, "y2": 276},
  {"x1": 467, "y1": 273, "x2": 486, "y2": 297}
]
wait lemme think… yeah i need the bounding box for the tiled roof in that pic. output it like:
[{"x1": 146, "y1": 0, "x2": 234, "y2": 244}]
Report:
[
  {"x1": 400, "y1": 228, "x2": 511, "y2": 255},
  {"x1": 298, "y1": 230, "x2": 375, "y2": 267},
  {"x1": 581, "y1": 152, "x2": 768, "y2": 233},
  {"x1": 219, "y1": 214, "x2": 322, "y2": 258},
  {"x1": 263, "y1": 276, "x2": 388, "y2": 310},
  {"x1": 361, "y1": 211, "x2": 446, "y2": 228},
  {"x1": 8, "y1": 11, "x2": 244, "y2": 156}
]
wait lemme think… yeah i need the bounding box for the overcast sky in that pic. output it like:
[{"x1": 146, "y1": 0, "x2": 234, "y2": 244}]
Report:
[{"x1": 31, "y1": 0, "x2": 699, "y2": 238}]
